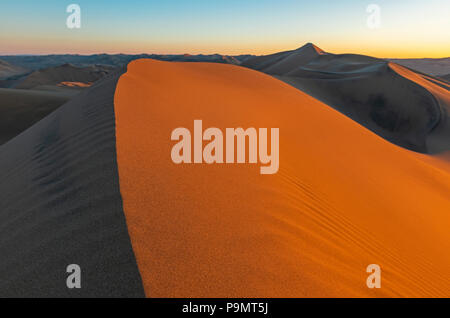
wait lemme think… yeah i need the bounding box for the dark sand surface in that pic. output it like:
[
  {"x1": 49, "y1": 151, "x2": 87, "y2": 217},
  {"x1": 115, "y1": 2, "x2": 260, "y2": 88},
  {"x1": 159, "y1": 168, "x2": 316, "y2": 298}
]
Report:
[
  {"x1": 0, "y1": 88, "x2": 73, "y2": 146},
  {"x1": 0, "y1": 71, "x2": 144, "y2": 297},
  {"x1": 0, "y1": 63, "x2": 115, "y2": 146}
]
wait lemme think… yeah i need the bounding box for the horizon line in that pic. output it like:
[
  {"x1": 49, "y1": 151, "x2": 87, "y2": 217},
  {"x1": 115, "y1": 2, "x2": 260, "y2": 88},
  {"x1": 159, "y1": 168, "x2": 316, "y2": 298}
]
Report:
[{"x1": 1, "y1": 52, "x2": 449, "y2": 60}]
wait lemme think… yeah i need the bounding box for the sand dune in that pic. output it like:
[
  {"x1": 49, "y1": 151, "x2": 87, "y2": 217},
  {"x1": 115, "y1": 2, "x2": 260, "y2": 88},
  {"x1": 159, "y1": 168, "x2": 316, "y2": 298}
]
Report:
[
  {"x1": 242, "y1": 44, "x2": 450, "y2": 153},
  {"x1": 0, "y1": 88, "x2": 73, "y2": 145},
  {"x1": 0, "y1": 59, "x2": 449, "y2": 297},
  {"x1": 241, "y1": 43, "x2": 317, "y2": 72},
  {"x1": 114, "y1": 59, "x2": 450, "y2": 297},
  {"x1": 245, "y1": 43, "x2": 325, "y2": 75},
  {"x1": 388, "y1": 63, "x2": 450, "y2": 152},
  {"x1": 14, "y1": 63, "x2": 115, "y2": 89},
  {"x1": 0, "y1": 71, "x2": 144, "y2": 297},
  {"x1": 387, "y1": 58, "x2": 450, "y2": 76},
  {"x1": 0, "y1": 64, "x2": 116, "y2": 146},
  {"x1": 0, "y1": 59, "x2": 28, "y2": 80}
]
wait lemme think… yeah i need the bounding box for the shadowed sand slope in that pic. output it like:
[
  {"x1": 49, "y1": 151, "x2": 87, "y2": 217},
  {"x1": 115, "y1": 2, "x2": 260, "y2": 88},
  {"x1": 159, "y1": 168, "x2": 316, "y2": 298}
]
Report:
[
  {"x1": 0, "y1": 64, "x2": 115, "y2": 146},
  {"x1": 114, "y1": 59, "x2": 450, "y2": 297},
  {"x1": 242, "y1": 44, "x2": 450, "y2": 153},
  {"x1": 0, "y1": 88, "x2": 73, "y2": 145},
  {"x1": 388, "y1": 63, "x2": 450, "y2": 153},
  {"x1": 0, "y1": 72, "x2": 144, "y2": 297}
]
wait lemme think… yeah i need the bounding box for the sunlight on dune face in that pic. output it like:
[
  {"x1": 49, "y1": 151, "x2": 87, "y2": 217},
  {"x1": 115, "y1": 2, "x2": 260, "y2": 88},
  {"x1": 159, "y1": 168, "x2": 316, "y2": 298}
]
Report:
[
  {"x1": 57, "y1": 81, "x2": 92, "y2": 88},
  {"x1": 114, "y1": 59, "x2": 450, "y2": 297}
]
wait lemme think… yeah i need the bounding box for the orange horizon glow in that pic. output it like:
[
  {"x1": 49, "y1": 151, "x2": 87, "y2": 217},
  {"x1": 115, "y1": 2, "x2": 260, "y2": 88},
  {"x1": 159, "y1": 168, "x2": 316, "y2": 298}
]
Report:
[{"x1": 1, "y1": 31, "x2": 448, "y2": 58}]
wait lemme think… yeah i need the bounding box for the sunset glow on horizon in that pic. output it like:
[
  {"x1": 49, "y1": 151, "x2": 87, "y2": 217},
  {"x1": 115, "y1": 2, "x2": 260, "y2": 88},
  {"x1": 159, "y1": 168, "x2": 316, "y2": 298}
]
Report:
[{"x1": 1, "y1": 0, "x2": 449, "y2": 58}]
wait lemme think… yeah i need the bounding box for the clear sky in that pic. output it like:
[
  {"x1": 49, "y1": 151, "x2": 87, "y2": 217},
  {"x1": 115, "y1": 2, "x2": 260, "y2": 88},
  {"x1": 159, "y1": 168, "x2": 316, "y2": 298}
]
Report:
[{"x1": 0, "y1": 0, "x2": 449, "y2": 57}]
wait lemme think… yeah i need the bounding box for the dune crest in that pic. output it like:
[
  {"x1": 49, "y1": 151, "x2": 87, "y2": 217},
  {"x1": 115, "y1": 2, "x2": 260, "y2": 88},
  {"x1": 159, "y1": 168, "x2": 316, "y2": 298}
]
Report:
[{"x1": 114, "y1": 59, "x2": 450, "y2": 297}]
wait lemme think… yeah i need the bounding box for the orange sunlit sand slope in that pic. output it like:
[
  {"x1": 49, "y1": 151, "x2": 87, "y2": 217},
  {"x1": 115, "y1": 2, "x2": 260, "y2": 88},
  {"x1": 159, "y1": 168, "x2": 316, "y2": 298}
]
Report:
[{"x1": 114, "y1": 59, "x2": 450, "y2": 297}]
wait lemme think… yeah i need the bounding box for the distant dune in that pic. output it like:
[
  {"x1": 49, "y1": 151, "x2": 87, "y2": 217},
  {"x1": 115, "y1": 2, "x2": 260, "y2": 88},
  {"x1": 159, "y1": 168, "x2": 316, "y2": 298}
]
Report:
[
  {"x1": 0, "y1": 58, "x2": 449, "y2": 297},
  {"x1": 242, "y1": 44, "x2": 450, "y2": 153},
  {"x1": 387, "y1": 58, "x2": 450, "y2": 76},
  {"x1": 388, "y1": 63, "x2": 450, "y2": 152},
  {"x1": 0, "y1": 59, "x2": 28, "y2": 80},
  {"x1": 0, "y1": 63, "x2": 110, "y2": 145},
  {"x1": 242, "y1": 43, "x2": 325, "y2": 74},
  {"x1": 14, "y1": 63, "x2": 115, "y2": 89},
  {"x1": 0, "y1": 88, "x2": 72, "y2": 145}
]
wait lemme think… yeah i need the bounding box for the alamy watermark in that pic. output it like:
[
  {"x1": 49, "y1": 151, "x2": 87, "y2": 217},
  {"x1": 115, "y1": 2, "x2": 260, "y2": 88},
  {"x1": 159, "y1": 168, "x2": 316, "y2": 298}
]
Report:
[
  {"x1": 366, "y1": 4, "x2": 381, "y2": 29},
  {"x1": 66, "y1": 264, "x2": 81, "y2": 289},
  {"x1": 66, "y1": 4, "x2": 81, "y2": 29},
  {"x1": 366, "y1": 264, "x2": 381, "y2": 288},
  {"x1": 171, "y1": 120, "x2": 279, "y2": 174}
]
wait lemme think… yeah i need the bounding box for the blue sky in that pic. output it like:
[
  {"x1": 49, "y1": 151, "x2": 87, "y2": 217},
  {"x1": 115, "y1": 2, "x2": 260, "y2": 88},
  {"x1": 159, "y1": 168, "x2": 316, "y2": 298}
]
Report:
[{"x1": 1, "y1": 0, "x2": 449, "y2": 57}]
